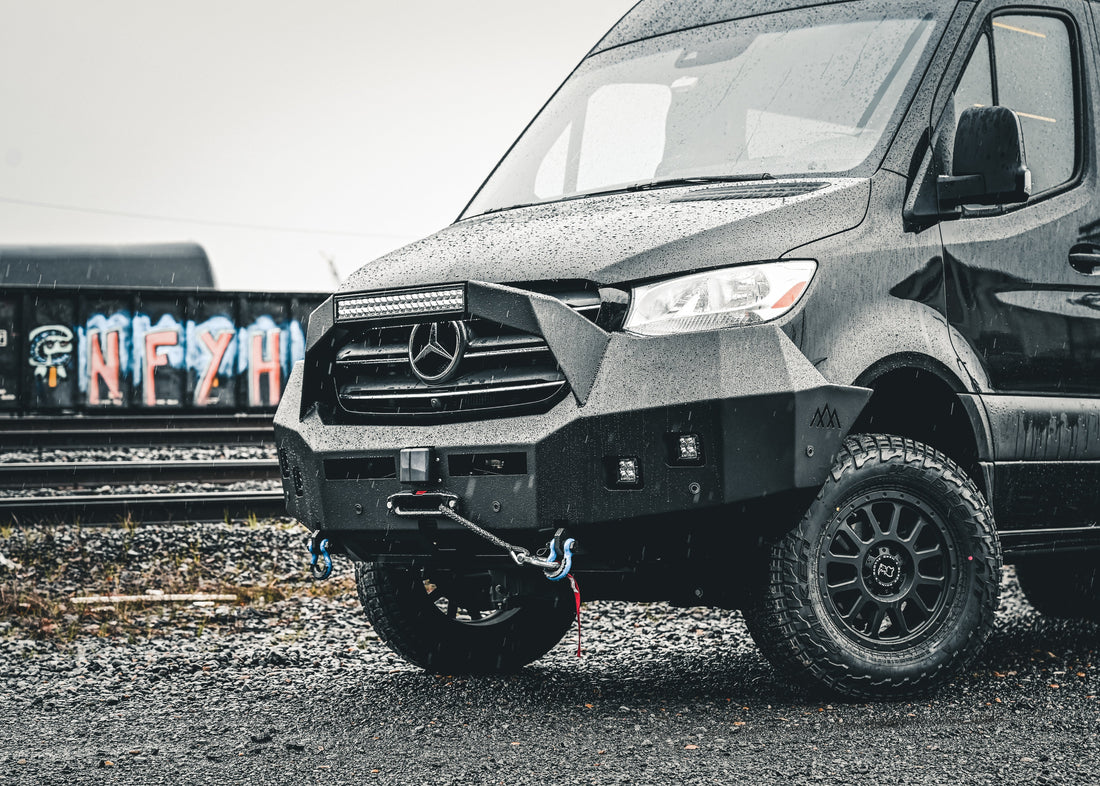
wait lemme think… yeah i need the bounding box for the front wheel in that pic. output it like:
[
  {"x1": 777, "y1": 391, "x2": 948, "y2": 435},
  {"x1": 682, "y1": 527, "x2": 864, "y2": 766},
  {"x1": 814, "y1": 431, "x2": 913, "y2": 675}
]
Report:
[
  {"x1": 355, "y1": 563, "x2": 576, "y2": 673},
  {"x1": 744, "y1": 434, "x2": 1001, "y2": 699}
]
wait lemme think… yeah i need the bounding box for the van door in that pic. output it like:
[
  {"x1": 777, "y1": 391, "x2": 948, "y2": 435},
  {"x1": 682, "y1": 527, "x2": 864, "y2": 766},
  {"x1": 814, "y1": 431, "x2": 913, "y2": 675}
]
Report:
[{"x1": 936, "y1": 0, "x2": 1100, "y2": 528}]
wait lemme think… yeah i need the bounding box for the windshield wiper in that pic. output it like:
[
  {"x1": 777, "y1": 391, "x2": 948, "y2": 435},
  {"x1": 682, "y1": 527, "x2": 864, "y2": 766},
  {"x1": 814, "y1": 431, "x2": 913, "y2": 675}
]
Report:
[
  {"x1": 477, "y1": 202, "x2": 540, "y2": 216},
  {"x1": 622, "y1": 174, "x2": 776, "y2": 192},
  {"x1": 471, "y1": 174, "x2": 776, "y2": 218}
]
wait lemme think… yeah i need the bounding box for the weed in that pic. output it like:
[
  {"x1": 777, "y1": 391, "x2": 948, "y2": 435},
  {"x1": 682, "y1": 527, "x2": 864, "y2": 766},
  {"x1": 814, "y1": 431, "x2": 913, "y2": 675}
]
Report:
[{"x1": 2, "y1": 522, "x2": 352, "y2": 645}]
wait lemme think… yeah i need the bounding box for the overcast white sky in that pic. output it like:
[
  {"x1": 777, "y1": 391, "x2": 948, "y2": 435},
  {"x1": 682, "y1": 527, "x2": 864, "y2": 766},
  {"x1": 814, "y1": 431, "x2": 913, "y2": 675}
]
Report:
[{"x1": 0, "y1": 1, "x2": 636, "y2": 291}]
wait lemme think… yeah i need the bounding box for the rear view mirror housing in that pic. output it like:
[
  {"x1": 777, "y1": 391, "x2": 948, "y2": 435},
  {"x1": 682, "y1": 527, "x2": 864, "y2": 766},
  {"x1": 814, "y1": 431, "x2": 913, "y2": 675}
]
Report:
[{"x1": 938, "y1": 105, "x2": 1031, "y2": 208}]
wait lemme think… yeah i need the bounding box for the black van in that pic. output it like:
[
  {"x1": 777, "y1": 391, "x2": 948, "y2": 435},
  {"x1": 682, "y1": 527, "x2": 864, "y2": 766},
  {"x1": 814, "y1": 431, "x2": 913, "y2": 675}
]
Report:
[{"x1": 275, "y1": 0, "x2": 1100, "y2": 698}]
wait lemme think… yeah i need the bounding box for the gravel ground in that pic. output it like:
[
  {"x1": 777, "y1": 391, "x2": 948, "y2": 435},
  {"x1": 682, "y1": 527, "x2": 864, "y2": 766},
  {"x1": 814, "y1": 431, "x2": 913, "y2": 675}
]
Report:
[{"x1": 0, "y1": 522, "x2": 1098, "y2": 786}]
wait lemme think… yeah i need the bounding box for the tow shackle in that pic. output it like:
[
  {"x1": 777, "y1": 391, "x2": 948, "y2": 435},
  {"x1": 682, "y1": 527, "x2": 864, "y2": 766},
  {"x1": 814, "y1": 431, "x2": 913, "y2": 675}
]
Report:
[
  {"x1": 308, "y1": 532, "x2": 332, "y2": 581},
  {"x1": 544, "y1": 528, "x2": 575, "y2": 582}
]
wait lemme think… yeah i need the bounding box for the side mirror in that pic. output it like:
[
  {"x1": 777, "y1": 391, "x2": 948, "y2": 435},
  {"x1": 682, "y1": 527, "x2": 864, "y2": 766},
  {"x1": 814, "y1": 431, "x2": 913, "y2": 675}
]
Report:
[{"x1": 938, "y1": 105, "x2": 1031, "y2": 208}]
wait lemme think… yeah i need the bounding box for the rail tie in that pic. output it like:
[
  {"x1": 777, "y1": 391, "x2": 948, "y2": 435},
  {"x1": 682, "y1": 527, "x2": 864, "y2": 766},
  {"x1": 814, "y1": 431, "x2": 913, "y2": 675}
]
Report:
[{"x1": 0, "y1": 490, "x2": 288, "y2": 527}]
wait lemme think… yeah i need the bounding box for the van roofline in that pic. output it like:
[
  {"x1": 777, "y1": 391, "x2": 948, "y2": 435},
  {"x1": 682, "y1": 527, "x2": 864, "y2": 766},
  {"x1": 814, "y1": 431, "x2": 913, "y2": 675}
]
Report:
[{"x1": 591, "y1": 0, "x2": 965, "y2": 56}]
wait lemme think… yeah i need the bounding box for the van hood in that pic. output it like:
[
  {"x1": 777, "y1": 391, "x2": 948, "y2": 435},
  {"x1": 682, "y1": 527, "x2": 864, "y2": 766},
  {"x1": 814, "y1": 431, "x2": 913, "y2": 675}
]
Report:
[{"x1": 340, "y1": 178, "x2": 870, "y2": 293}]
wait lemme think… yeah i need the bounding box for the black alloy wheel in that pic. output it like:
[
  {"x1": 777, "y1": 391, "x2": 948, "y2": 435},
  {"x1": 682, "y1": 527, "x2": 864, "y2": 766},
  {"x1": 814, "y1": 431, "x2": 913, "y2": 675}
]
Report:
[
  {"x1": 422, "y1": 573, "x2": 518, "y2": 626},
  {"x1": 820, "y1": 490, "x2": 956, "y2": 649},
  {"x1": 745, "y1": 434, "x2": 1001, "y2": 700},
  {"x1": 355, "y1": 563, "x2": 576, "y2": 674}
]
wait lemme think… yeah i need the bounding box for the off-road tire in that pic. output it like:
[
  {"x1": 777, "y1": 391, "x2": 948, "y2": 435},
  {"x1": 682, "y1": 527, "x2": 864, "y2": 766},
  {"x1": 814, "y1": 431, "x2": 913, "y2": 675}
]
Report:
[
  {"x1": 355, "y1": 563, "x2": 577, "y2": 673},
  {"x1": 744, "y1": 434, "x2": 1001, "y2": 699},
  {"x1": 1015, "y1": 555, "x2": 1100, "y2": 622}
]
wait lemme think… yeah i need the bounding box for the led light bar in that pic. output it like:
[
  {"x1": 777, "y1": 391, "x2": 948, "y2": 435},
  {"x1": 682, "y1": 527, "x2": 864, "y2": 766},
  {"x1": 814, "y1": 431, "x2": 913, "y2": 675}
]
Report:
[{"x1": 335, "y1": 286, "x2": 465, "y2": 323}]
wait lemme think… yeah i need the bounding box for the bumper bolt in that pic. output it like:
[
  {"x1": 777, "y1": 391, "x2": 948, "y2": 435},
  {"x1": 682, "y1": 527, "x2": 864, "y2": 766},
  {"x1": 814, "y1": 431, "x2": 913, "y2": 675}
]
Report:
[
  {"x1": 806, "y1": 445, "x2": 815, "y2": 457},
  {"x1": 354, "y1": 503, "x2": 363, "y2": 515},
  {"x1": 492, "y1": 501, "x2": 502, "y2": 513}
]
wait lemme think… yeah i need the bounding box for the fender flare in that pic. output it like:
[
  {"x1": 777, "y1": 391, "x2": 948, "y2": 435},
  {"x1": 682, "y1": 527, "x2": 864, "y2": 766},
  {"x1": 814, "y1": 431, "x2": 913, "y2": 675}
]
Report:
[{"x1": 851, "y1": 351, "x2": 995, "y2": 465}]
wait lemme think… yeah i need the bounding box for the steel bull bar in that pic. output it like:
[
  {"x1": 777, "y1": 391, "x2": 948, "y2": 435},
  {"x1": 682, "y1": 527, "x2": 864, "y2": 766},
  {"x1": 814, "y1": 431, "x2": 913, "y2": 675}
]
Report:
[{"x1": 282, "y1": 280, "x2": 873, "y2": 567}]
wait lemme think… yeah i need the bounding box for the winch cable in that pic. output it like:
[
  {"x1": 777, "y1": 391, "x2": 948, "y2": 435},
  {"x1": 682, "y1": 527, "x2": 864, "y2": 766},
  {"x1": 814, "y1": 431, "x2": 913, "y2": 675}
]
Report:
[
  {"x1": 435, "y1": 504, "x2": 574, "y2": 579},
  {"x1": 436, "y1": 503, "x2": 582, "y2": 656}
]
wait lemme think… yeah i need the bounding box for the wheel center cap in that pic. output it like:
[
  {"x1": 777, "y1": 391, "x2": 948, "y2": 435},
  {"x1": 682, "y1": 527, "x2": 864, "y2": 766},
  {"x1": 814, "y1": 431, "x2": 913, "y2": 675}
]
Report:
[{"x1": 867, "y1": 548, "x2": 904, "y2": 591}]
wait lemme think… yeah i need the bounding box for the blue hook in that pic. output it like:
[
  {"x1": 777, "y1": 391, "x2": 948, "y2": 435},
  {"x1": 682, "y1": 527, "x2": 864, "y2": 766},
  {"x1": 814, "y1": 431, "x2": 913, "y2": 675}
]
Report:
[
  {"x1": 309, "y1": 536, "x2": 332, "y2": 581},
  {"x1": 544, "y1": 535, "x2": 575, "y2": 582}
]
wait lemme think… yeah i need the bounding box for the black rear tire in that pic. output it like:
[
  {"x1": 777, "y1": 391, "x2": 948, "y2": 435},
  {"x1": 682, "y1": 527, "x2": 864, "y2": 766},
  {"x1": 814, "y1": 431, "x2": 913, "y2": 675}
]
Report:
[
  {"x1": 744, "y1": 434, "x2": 1001, "y2": 699},
  {"x1": 355, "y1": 563, "x2": 576, "y2": 673},
  {"x1": 1015, "y1": 555, "x2": 1100, "y2": 622}
]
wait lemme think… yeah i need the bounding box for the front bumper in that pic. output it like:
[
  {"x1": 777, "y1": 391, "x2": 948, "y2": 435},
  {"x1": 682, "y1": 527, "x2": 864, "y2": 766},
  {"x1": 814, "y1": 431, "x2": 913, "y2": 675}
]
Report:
[{"x1": 274, "y1": 285, "x2": 870, "y2": 560}]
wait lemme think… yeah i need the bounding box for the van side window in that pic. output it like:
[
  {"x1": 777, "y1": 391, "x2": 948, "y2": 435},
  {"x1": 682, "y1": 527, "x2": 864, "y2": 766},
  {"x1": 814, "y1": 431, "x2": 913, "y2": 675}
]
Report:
[
  {"x1": 992, "y1": 15, "x2": 1076, "y2": 194},
  {"x1": 951, "y1": 14, "x2": 1077, "y2": 197},
  {"x1": 953, "y1": 34, "x2": 993, "y2": 120}
]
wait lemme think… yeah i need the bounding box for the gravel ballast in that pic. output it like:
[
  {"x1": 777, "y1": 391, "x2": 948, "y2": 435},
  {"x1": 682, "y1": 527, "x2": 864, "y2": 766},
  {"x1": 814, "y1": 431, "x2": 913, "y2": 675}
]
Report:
[{"x1": 0, "y1": 521, "x2": 1098, "y2": 786}]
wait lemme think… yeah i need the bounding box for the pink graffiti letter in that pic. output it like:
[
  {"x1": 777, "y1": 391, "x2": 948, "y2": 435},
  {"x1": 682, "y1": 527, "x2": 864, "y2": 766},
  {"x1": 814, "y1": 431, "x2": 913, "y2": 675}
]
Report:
[
  {"x1": 144, "y1": 330, "x2": 178, "y2": 406},
  {"x1": 195, "y1": 330, "x2": 234, "y2": 406},
  {"x1": 88, "y1": 330, "x2": 122, "y2": 405},
  {"x1": 248, "y1": 330, "x2": 281, "y2": 407}
]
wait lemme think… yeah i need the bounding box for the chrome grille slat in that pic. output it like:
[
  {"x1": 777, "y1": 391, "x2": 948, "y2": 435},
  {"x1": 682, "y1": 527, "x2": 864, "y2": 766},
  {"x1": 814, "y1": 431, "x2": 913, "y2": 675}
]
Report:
[
  {"x1": 339, "y1": 356, "x2": 407, "y2": 367},
  {"x1": 467, "y1": 333, "x2": 547, "y2": 350},
  {"x1": 341, "y1": 381, "x2": 565, "y2": 402},
  {"x1": 341, "y1": 366, "x2": 566, "y2": 394},
  {"x1": 467, "y1": 345, "x2": 551, "y2": 359}
]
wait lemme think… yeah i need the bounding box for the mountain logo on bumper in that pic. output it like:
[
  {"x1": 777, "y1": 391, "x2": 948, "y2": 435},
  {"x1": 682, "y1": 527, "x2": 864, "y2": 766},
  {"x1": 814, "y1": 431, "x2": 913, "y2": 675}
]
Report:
[{"x1": 810, "y1": 404, "x2": 842, "y2": 429}]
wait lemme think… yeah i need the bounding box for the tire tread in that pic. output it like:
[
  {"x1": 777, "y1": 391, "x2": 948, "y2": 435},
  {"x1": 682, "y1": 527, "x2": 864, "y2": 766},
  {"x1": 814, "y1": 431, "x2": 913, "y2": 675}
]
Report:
[{"x1": 744, "y1": 434, "x2": 1002, "y2": 700}]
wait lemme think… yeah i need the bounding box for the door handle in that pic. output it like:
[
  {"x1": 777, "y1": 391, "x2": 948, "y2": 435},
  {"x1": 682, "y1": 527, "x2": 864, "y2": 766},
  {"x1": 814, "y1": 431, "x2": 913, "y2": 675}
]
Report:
[{"x1": 1069, "y1": 243, "x2": 1100, "y2": 274}]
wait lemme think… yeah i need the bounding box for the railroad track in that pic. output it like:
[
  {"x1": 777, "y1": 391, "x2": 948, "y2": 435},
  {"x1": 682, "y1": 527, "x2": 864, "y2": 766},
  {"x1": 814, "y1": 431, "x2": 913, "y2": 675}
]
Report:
[
  {"x1": 0, "y1": 459, "x2": 280, "y2": 489},
  {"x1": 0, "y1": 489, "x2": 287, "y2": 526},
  {"x1": 0, "y1": 414, "x2": 276, "y2": 450},
  {"x1": 0, "y1": 455, "x2": 289, "y2": 526}
]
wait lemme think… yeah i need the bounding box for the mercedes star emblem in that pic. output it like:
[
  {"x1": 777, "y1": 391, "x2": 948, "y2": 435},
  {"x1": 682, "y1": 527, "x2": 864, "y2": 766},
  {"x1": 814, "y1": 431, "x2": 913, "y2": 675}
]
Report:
[{"x1": 408, "y1": 321, "x2": 468, "y2": 384}]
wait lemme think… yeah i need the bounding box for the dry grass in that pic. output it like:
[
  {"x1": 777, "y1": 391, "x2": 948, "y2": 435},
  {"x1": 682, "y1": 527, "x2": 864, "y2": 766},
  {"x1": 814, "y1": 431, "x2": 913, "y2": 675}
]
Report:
[
  {"x1": 0, "y1": 576, "x2": 357, "y2": 643},
  {"x1": 0, "y1": 523, "x2": 356, "y2": 643}
]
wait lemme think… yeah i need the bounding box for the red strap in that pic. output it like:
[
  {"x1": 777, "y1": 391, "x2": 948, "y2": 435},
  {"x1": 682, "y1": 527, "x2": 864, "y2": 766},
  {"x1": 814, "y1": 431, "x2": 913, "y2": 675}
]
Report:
[{"x1": 567, "y1": 573, "x2": 582, "y2": 657}]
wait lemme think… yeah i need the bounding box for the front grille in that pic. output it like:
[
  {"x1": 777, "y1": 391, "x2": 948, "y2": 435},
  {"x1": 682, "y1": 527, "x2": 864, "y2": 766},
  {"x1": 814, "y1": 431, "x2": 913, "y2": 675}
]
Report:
[{"x1": 332, "y1": 290, "x2": 599, "y2": 420}]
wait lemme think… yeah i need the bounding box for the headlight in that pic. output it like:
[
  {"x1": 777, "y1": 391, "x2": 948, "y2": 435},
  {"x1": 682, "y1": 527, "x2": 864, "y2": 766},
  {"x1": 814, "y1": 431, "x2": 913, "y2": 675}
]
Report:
[{"x1": 623, "y1": 261, "x2": 817, "y2": 336}]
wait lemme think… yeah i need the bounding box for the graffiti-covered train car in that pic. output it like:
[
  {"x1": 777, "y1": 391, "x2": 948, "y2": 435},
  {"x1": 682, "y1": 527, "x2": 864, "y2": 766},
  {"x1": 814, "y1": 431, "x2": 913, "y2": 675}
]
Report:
[{"x1": 0, "y1": 244, "x2": 325, "y2": 415}]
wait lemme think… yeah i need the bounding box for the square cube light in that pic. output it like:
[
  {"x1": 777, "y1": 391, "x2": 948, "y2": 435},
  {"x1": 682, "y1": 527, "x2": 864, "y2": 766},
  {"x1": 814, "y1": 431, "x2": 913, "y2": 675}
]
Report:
[
  {"x1": 678, "y1": 434, "x2": 701, "y2": 462},
  {"x1": 605, "y1": 455, "x2": 642, "y2": 488},
  {"x1": 617, "y1": 458, "x2": 639, "y2": 485}
]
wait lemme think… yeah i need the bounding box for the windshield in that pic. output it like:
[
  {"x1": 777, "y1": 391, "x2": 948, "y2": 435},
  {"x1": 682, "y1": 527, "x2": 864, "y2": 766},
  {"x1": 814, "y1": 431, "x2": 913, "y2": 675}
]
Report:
[{"x1": 462, "y1": 3, "x2": 940, "y2": 219}]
